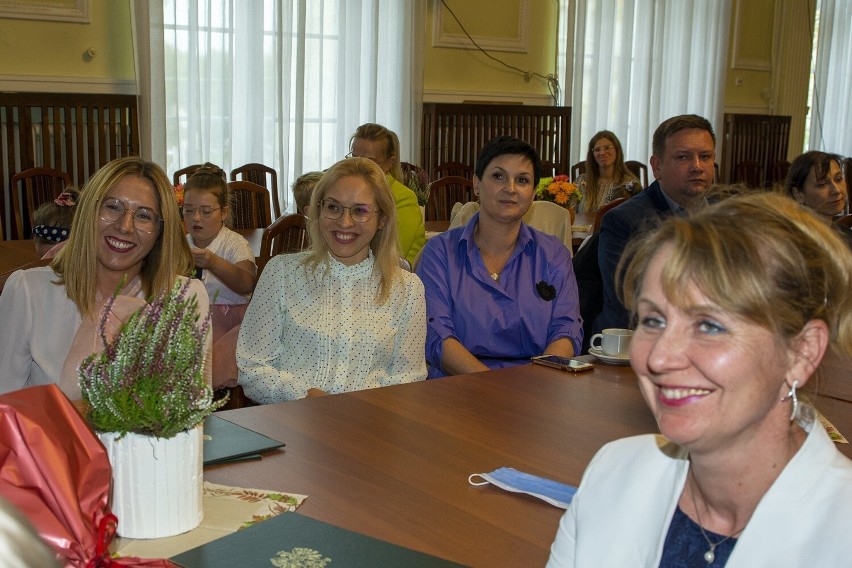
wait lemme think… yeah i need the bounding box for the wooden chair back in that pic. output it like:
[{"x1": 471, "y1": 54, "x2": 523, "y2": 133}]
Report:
[
  {"x1": 173, "y1": 165, "x2": 202, "y2": 187},
  {"x1": 625, "y1": 160, "x2": 648, "y2": 188},
  {"x1": 735, "y1": 160, "x2": 763, "y2": 188},
  {"x1": 426, "y1": 176, "x2": 474, "y2": 222},
  {"x1": 835, "y1": 214, "x2": 852, "y2": 229},
  {"x1": 540, "y1": 161, "x2": 559, "y2": 177},
  {"x1": 10, "y1": 167, "x2": 72, "y2": 239},
  {"x1": 433, "y1": 161, "x2": 472, "y2": 180},
  {"x1": 227, "y1": 181, "x2": 272, "y2": 230},
  {"x1": 570, "y1": 161, "x2": 586, "y2": 181},
  {"x1": 231, "y1": 163, "x2": 280, "y2": 219},
  {"x1": 593, "y1": 197, "x2": 629, "y2": 233},
  {"x1": 256, "y1": 213, "x2": 308, "y2": 274},
  {"x1": 769, "y1": 160, "x2": 791, "y2": 186}
]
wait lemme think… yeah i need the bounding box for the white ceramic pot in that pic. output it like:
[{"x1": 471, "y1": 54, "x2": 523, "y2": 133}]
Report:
[{"x1": 98, "y1": 425, "x2": 203, "y2": 538}]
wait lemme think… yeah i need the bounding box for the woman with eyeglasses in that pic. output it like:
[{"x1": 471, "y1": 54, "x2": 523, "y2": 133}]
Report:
[
  {"x1": 575, "y1": 130, "x2": 641, "y2": 214},
  {"x1": 0, "y1": 156, "x2": 210, "y2": 398},
  {"x1": 236, "y1": 157, "x2": 426, "y2": 403},
  {"x1": 349, "y1": 123, "x2": 426, "y2": 266},
  {"x1": 182, "y1": 163, "x2": 257, "y2": 388}
]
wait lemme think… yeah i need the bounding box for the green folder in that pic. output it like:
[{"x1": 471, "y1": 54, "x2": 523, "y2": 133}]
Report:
[
  {"x1": 203, "y1": 415, "x2": 285, "y2": 466},
  {"x1": 171, "y1": 512, "x2": 464, "y2": 567}
]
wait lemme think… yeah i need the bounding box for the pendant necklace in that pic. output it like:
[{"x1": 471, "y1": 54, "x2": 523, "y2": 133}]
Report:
[{"x1": 689, "y1": 478, "x2": 746, "y2": 564}]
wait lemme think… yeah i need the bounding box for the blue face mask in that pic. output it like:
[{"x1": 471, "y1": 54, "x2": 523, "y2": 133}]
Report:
[{"x1": 468, "y1": 467, "x2": 577, "y2": 509}]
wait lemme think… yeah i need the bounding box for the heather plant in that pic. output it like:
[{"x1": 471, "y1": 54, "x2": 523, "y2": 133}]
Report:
[{"x1": 79, "y1": 280, "x2": 226, "y2": 438}]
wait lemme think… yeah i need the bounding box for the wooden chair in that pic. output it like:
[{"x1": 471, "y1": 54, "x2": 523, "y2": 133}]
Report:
[
  {"x1": 570, "y1": 161, "x2": 586, "y2": 181},
  {"x1": 231, "y1": 163, "x2": 281, "y2": 219},
  {"x1": 227, "y1": 181, "x2": 272, "y2": 230},
  {"x1": 256, "y1": 213, "x2": 308, "y2": 274},
  {"x1": 540, "y1": 161, "x2": 560, "y2": 177},
  {"x1": 433, "y1": 161, "x2": 472, "y2": 180},
  {"x1": 173, "y1": 164, "x2": 202, "y2": 187},
  {"x1": 735, "y1": 160, "x2": 762, "y2": 188},
  {"x1": 593, "y1": 197, "x2": 628, "y2": 233},
  {"x1": 10, "y1": 167, "x2": 72, "y2": 239},
  {"x1": 835, "y1": 214, "x2": 852, "y2": 229},
  {"x1": 426, "y1": 176, "x2": 474, "y2": 222},
  {"x1": 625, "y1": 160, "x2": 648, "y2": 188},
  {"x1": 769, "y1": 160, "x2": 791, "y2": 186}
]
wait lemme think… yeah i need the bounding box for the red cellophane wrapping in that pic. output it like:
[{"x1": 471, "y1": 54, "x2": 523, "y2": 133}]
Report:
[{"x1": 0, "y1": 385, "x2": 176, "y2": 567}]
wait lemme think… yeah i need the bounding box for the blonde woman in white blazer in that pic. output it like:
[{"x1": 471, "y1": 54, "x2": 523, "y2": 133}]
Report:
[{"x1": 548, "y1": 193, "x2": 852, "y2": 567}]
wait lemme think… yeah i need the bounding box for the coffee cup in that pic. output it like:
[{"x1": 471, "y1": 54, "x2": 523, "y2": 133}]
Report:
[{"x1": 590, "y1": 328, "x2": 633, "y2": 357}]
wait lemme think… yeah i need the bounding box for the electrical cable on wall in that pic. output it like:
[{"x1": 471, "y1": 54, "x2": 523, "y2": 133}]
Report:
[{"x1": 440, "y1": 0, "x2": 561, "y2": 103}]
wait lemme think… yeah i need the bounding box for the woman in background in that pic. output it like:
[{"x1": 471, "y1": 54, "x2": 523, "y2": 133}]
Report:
[
  {"x1": 237, "y1": 157, "x2": 426, "y2": 402},
  {"x1": 183, "y1": 163, "x2": 257, "y2": 388},
  {"x1": 785, "y1": 150, "x2": 851, "y2": 249},
  {"x1": 349, "y1": 123, "x2": 426, "y2": 265},
  {"x1": 547, "y1": 193, "x2": 852, "y2": 566},
  {"x1": 574, "y1": 130, "x2": 640, "y2": 214},
  {"x1": 0, "y1": 156, "x2": 209, "y2": 398}
]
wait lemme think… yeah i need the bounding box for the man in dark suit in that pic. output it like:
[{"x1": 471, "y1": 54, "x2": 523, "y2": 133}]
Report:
[{"x1": 594, "y1": 114, "x2": 716, "y2": 334}]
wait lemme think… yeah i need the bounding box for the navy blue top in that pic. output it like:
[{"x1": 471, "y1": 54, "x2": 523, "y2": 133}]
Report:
[{"x1": 659, "y1": 506, "x2": 738, "y2": 567}]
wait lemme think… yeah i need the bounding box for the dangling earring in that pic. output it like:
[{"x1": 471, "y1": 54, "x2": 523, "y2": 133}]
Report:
[{"x1": 781, "y1": 380, "x2": 799, "y2": 422}]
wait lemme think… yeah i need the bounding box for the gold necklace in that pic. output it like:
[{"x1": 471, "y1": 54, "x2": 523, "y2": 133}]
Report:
[{"x1": 688, "y1": 477, "x2": 746, "y2": 564}]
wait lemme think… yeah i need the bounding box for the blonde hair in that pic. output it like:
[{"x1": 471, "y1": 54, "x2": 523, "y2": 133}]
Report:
[
  {"x1": 304, "y1": 157, "x2": 401, "y2": 304},
  {"x1": 350, "y1": 123, "x2": 403, "y2": 182},
  {"x1": 292, "y1": 171, "x2": 324, "y2": 214},
  {"x1": 52, "y1": 156, "x2": 193, "y2": 316},
  {"x1": 620, "y1": 192, "x2": 852, "y2": 357}
]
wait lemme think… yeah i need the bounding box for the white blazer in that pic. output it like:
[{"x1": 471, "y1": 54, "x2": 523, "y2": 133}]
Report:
[{"x1": 547, "y1": 424, "x2": 852, "y2": 567}]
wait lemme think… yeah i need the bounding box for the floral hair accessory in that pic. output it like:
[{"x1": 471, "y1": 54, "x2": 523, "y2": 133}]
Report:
[
  {"x1": 535, "y1": 175, "x2": 583, "y2": 209},
  {"x1": 32, "y1": 225, "x2": 70, "y2": 242},
  {"x1": 536, "y1": 280, "x2": 556, "y2": 301},
  {"x1": 54, "y1": 191, "x2": 77, "y2": 207}
]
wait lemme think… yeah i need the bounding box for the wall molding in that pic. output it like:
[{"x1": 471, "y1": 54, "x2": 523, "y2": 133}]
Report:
[
  {"x1": 0, "y1": 0, "x2": 89, "y2": 23},
  {"x1": 432, "y1": 0, "x2": 529, "y2": 53},
  {"x1": 730, "y1": 0, "x2": 773, "y2": 71},
  {"x1": 0, "y1": 75, "x2": 136, "y2": 95},
  {"x1": 423, "y1": 88, "x2": 553, "y2": 107},
  {"x1": 724, "y1": 103, "x2": 771, "y2": 115}
]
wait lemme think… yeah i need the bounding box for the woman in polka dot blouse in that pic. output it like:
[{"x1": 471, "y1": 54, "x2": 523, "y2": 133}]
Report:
[{"x1": 236, "y1": 158, "x2": 427, "y2": 402}]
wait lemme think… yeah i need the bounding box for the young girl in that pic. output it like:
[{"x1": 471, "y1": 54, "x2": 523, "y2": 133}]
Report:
[
  {"x1": 31, "y1": 188, "x2": 80, "y2": 258},
  {"x1": 183, "y1": 163, "x2": 257, "y2": 388}
]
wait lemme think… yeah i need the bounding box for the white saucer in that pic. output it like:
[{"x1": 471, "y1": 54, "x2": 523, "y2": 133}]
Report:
[{"x1": 588, "y1": 347, "x2": 631, "y2": 365}]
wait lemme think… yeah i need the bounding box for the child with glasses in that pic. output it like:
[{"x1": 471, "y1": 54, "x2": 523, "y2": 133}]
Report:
[
  {"x1": 183, "y1": 163, "x2": 257, "y2": 389},
  {"x1": 237, "y1": 157, "x2": 426, "y2": 403}
]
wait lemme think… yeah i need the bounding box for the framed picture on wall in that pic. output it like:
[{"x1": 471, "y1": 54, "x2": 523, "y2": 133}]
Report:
[
  {"x1": 0, "y1": 0, "x2": 90, "y2": 23},
  {"x1": 432, "y1": 0, "x2": 529, "y2": 53}
]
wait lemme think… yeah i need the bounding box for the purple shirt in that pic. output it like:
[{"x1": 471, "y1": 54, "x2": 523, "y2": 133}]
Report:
[{"x1": 416, "y1": 213, "x2": 583, "y2": 378}]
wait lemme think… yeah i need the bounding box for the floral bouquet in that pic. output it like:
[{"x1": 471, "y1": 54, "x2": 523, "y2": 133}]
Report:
[
  {"x1": 174, "y1": 183, "x2": 185, "y2": 207},
  {"x1": 535, "y1": 175, "x2": 583, "y2": 209},
  {"x1": 79, "y1": 280, "x2": 226, "y2": 439}
]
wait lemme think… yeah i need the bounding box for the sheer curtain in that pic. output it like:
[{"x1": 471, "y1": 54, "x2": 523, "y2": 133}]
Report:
[
  {"x1": 135, "y1": 0, "x2": 424, "y2": 213},
  {"x1": 809, "y1": 0, "x2": 852, "y2": 153},
  {"x1": 560, "y1": 0, "x2": 731, "y2": 166}
]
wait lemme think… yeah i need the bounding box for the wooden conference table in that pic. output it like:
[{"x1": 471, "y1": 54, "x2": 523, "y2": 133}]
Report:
[{"x1": 204, "y1": 360, "x2": 852, "y2": 566}]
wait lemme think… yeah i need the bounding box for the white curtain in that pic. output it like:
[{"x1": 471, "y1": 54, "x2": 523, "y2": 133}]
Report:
[
  {"x1": 809, "y1": 0, "x2": 852, "y2": 154},
  {"x1": 137, "y1": 0, "x2": 424, "y2": 214},
  {"x1": 561, "y1": 0, "x2": 731, "y2": 167}
]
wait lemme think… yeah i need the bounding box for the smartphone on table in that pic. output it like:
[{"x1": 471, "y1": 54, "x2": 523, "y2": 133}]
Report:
[{"x1": 530, "y1": 354, "x2": 595, "y2": 373}]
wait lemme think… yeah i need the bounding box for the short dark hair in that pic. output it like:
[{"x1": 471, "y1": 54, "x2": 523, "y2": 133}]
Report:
[
  {"x1": 785, "y1": 151, "x2": 843, "y2": 197},
  {"x1": 652, "y1": 114, "x2": 716, "y2": 157},
  {"x1": 474, "y1": 135, "x2": 542, "y2": 186}
]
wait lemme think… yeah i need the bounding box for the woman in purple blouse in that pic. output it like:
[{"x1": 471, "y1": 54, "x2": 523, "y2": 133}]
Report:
[{"x1": 416, "y1": 136, "x2": 583, "y2": 378}]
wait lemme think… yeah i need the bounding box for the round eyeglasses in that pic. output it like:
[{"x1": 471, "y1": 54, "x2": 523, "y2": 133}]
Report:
[
  {"x1": 181, "y1": 205, "x2": 222, "y2": 219},
  {"x1": 320, "y1": 199, "x2": 377, "y2": 223},
  {"x1": 99, "y1": 198, "x2": 161, "y2": 233}
]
